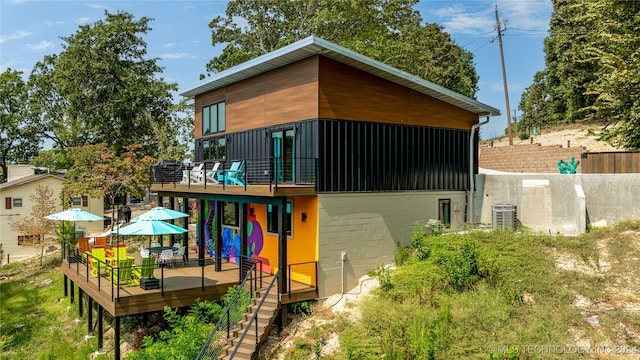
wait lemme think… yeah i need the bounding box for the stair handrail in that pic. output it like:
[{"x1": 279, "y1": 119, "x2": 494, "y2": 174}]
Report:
[
  {"x1": 195, "y1": 262, "x2": 257, "y2": 360},
  {"x1": 230, "y1": 270, "x2": 280, "y2": 359}
]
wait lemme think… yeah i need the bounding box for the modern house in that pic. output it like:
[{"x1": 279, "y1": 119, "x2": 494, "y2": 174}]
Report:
[
  {"x1": 0, "y1": 165, "x2": 103, "y2": 264},
  {"x1": 153, "y1": 35, "x2": 500, "y2": 298},
  {"x1": 60, "y1": 36, "x2": 499, "y2": 359}
]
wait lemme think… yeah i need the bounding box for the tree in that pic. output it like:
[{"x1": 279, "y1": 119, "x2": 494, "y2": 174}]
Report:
[
  {"x1": 205, "y1": 0, "x2": 478, "y2": 98},
  {"x1": 579, "y1": 0, "x2": 640, "y2": 149},
  {"x1": 0, "y1": 69, "x2": 40, "y2": 182},
  {"x1": 63, "y1": 143, "x2": 155, "y2": 231},
  {"x1": 9, "y1": 184, "x2": 59, "y2": 265},
  {"x1": 152, "y1": 99, "x2": 195, "y2": 162},
  {"x1": 26, "y1": 11, "x2": 177, "y2": 157}
]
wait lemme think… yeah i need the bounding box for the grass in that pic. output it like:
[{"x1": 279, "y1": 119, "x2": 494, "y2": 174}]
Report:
[
  {"x1": 0, "y1": 255, "x2": 100, "y2": 359},
  {"x1": 279, "y1": 221, "x2": 640, "y2": 360},
  {"x1": 3, "y1": 222, "x2": 640, "y2": 359}
]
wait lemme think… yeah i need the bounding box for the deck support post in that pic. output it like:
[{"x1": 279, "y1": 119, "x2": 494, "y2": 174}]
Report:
[
  {"x1": 87, "y1": 297, "x2": 93, "y2": 336},
  {"x1": 97, "y1": 305, "x2": 104, "y2": 352},
  {"x1": 240, "y1": 202, "x2": 248, "y2": 282},
  {"x1": 169, "y1": 196, "x2": 175, "y2": 246},
  {"x1": 183, "y1": 196, "x2": 189, "y2": 262},
  {"x1": 78, "y1": 288, "x2": 83, "y2": 317},
  {"x1": 215, "y1": 200, "x2": 223, "y2": 271},
  {"x1": 158, "y1": 195, "x2": 164, "y2": 246},
  {"x1": 198, "y1": 198, "x2": 206, "y2": 267},
  {"x1": 64, "y1": 275, "x2": 68, "y2": 297},
  {"x1": 278, "y1": 197, "x2": 288, "y2": 294},
  {"x1": 114, "y1": 316, "x2": 121, "y2": 360},
  {"x1": 70, "y1": 280, "x2": 75, "y2": 304}
]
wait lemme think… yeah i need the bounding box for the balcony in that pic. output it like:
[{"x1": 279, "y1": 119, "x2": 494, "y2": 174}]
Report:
[
  {"x1": 150, "y1": 157, "x2": 318, "y2": 197},
  {"x1": 60, "y1": 241, "x2": 317, "y2": 318}
]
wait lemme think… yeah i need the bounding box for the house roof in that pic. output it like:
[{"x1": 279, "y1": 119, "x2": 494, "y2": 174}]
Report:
[
  {"x1": 0, "y1": 174, "x2": 65, "y2": 191},
  {"x1": 180, "y1": 36, "x2": 500, "y2": 117}
]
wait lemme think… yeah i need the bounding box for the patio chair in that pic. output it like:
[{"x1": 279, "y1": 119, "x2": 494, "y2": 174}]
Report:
[
  {"x1": 140, "y1": 246, "x2": 150, "y2": 258},
  {"x1": 158, "y1": 249, "x2": 174, "y2": 267},
  {"x1": 107, "y1": 244, "x2": 133, "y2": 266},
  {"x1": 131, "y1": 256, "x2": 156, "y2": 285},
  {"x1": 108, "y1": 258, "x2": 134, "y2": 288},
  {"x1": 89, "y1": 246, "x2": 107, "y2": 277},
  {"x1": 78, "y1": 238, "x2": 91, "y2": 262},
  {"x1": 94, "y1": 237, "x2": 107, "y2": 247},
  {"x1": 150, "y1": 242, "x2": 161, "y2": 249},
  {"x1": 217, "y1": 160, "x2": 247, "y2": 185},
  {"x1": 172, "y1": 246, "x2": 186, "y2": 267},
  {"x1": 204, "y1": 162, "x2": 221, "y2": 184},
  {"x1": 187, "y1": 163, "x2": 205, "y2": 183}
]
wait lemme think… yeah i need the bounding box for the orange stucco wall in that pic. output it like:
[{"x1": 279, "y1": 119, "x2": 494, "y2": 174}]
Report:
[{"x1": 251, "y1": 196, "x2": 318, "y2": 285}]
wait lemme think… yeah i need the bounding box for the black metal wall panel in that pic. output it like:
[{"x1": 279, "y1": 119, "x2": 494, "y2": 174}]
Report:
[{"x1": 317, "y1": 119, "x2": 471, "y2": 192}]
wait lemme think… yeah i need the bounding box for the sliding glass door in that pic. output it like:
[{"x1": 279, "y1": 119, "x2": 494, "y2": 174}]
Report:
[{"x1": 272, "y1": 129, "x2": 295, "y2": 183}]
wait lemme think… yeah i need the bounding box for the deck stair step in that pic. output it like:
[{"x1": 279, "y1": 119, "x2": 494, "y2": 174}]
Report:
[{"x1": 215, "y1": 289, "x2": 280, "y2": 360}]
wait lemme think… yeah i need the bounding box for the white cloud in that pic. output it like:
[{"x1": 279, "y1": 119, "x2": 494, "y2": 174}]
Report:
[
  {"x1": 26, "y1": 40, "x2": 56, "y2": 51},
  {"x1": 164, "y1": 43, "x2": 176, "y2": 49},
  {"x1": 430, "y1": 0, "x2": 551, "y2": 36},
  {"x1": 161, "y1": 52, "x2": 196, "y2": 60},
  {"x1": 86, "y1": 3, "x2": 106, "y2": 10},
  {"x1": 0, "y1": 30, "x2": 33, "y2": 43},
  {"x1": 43, "y1": 20, "x2": 66, "y2": 26},
  {"x1": 76, "y1": 17, "x2": 91, "y2": 25}
]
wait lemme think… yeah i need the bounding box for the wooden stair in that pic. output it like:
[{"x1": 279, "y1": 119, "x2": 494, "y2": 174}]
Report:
[{"x1": 217, "y1": 290, "x2": 280, "y2": 360}]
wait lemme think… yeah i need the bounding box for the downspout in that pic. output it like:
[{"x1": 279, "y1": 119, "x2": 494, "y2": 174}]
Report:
[{"x1": 468, "y1": 116, "x2": 490, "y2": 224}]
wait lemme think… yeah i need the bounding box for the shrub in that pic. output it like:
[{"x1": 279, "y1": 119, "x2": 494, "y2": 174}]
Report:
[
  {"x1": 425, "y1": 219, "x2": 444, "y2": 237},
  {"x1": 444, "y1": 240, "x2": 480, "y2": 291},
  {"x1": 519, "y1": 132, "x2": 529, "y2": 140},
  {"x1": 411, "y1": 221, "x2": 429, "y2": 261}
]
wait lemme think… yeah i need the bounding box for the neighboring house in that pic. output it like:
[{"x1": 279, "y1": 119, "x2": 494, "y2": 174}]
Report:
[
  {"x1": 152, "y1": 36, "x2": 500, "y2": 298},
  {"x1": 0, "y1": 165, "x2": 103, "y2": 263}
]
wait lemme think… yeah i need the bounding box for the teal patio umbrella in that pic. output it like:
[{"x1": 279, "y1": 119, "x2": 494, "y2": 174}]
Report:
[
  {"x1": 119, "y1": 219, "x2": 188, "y2": 248},
  {"x1": 45, "y1": 208, "x2": 104, "y2": 243},
  {"x1": 130, "y1": 206, "x2": 189, "y2": 222}
]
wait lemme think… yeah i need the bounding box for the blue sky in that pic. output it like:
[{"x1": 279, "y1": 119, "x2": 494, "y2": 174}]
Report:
[{"x1": 1, "y1": 0, "x2": 552, "y2": 140}]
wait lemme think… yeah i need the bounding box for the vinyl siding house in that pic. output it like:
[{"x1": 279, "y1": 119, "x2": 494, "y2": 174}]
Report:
[
  {"x1": 153, "y1": 36, "x2": 500, "y2": 298},
  {"x1": 0, "y1": 165, "x2": 103, "y2": 264}
]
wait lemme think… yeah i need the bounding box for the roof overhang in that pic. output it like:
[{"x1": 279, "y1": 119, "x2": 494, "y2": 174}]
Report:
[{"x1": 180, "y1": 36, "x2": 500, "y2": 117}]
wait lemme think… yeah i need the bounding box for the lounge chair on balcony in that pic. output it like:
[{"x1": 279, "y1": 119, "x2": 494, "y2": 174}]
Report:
[
  {"x1": 182, "y1": 163, "x2": 205, "y2": 184},
  {"x1": 89, "y1": 245, "x2": 107, "y2": 277},
  {"x1": 131, "y1": 256, "x2": 156, "y2": 285},
  {"x1": 107, "y1": 258, "x2": 134, "y2": 288},
  {"x1": 204, "y1": 162, "x2": 221, "y2": 184},
  {"x1": 217, "y1": 160, "x2": 247, "y2": 185}
]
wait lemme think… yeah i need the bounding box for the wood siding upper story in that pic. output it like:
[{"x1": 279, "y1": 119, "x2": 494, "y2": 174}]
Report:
[
  {"x1": 194, "y1": 57, "x2": 319, "y2": 139},
  {"x1": 318, "y1": 57, "x2": 478, "y2": 130},
  {"x1": 193, "y1": 55, "x2": 479, "y2": 140}
]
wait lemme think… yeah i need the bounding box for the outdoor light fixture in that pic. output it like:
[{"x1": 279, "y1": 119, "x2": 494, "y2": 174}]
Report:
[{"x1": 301, "y1": 212, "x2": 307, "y2": 222}]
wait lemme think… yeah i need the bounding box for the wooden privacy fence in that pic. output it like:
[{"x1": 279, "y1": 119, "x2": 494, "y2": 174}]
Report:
[{"x1": 580, "y1": 152, "x2": 640, "y2": 173}]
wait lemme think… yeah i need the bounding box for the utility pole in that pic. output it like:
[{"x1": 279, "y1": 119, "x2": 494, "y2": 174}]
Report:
[{"x1": 495, "y1": 5, "x2": 513, "y2": 145}]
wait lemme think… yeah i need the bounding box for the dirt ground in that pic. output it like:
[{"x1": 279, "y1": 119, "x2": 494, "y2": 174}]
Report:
[{"x1": 485, "y1": 124, "x2": 625, "y2": 152}]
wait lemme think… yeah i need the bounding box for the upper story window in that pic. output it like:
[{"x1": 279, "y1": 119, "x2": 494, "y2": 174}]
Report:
[
  {"x1": 203, "y1": 102, "x2": 226, "y2": 135},
  {"x1": 203, "y1": 138, "x2": 226, "y2": 161},
  {"x1": 267, "y1": 201, "x2": 292, "y2": 236},
  {"x1": 12, "y1": 198, "x2": 23, "y2": 208}
]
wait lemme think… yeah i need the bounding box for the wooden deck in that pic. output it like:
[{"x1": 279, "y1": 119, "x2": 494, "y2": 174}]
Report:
[{"x1": 62, "y1": 257, "x2": 317, "y2": 317}]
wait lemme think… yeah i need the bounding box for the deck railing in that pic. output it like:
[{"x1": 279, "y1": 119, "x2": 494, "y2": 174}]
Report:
[
  {"x1": 61, "y1": 240, "x2": 217, "y2": 301},
  {"x1": 288, "y1": 261, "x2": 318, "y2": 298},
  {"x1": 151, "y1": 157, "x2": 318, "y2": 190},
  {"x1": 195, "y1": 260, "x2": 259, "y2": 360}
]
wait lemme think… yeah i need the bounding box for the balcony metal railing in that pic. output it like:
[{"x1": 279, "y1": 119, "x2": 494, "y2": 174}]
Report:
[
  {"x1": 151, "y1": 157, "x2": 318, "y2": 191},
  {"x1": 288, "y1": 261, "x2": 318, "y2": 298},
  {"x1": 61, "y1": 240, "x2": 218, "y2": 301},
  {"x1": 195, "y1": 258, "x2": 260, "y2": 360}
]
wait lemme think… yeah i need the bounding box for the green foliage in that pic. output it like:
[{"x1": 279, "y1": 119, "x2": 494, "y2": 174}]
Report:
[
  {"x1": 519, "y1": 0, "x2": 640, "y2": 149},
  {"x1": 519, "y1": 132, "x2": 529, "y2": 140},
  {"x1": 410, "y1": 221, "x2": 429, "y2": 261},
  {"x1": 0, "y1": 68, "x2": 40, "y2": 182},
  {"x1": 206, "y1": 0, "x2": 478, "y2": 98},
  {"x1": 425, "y1": 219, "x2": 444, "y2": 237},
  {"x1": 26, "y1": 11, "x2": 180, "y2": 158},
  {"x1": 443, "y1": 240, "x2": 480, "y2": 291},
  {"x1": 370, "y1": 264, "x2": 393, "y2": 292},
  {"x1": 290, "y1": 300, "x2": 315, "y2": 316}
]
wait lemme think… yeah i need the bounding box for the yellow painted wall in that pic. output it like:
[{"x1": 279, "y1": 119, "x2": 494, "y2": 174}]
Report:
[{"x1": 251, "y1": 196, "x2": 318, "y2": 286}]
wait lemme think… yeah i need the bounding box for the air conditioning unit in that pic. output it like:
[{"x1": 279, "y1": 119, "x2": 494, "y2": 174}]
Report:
[{"x1": 492, "y1": 204, "x2": 517, "y2": 230}]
